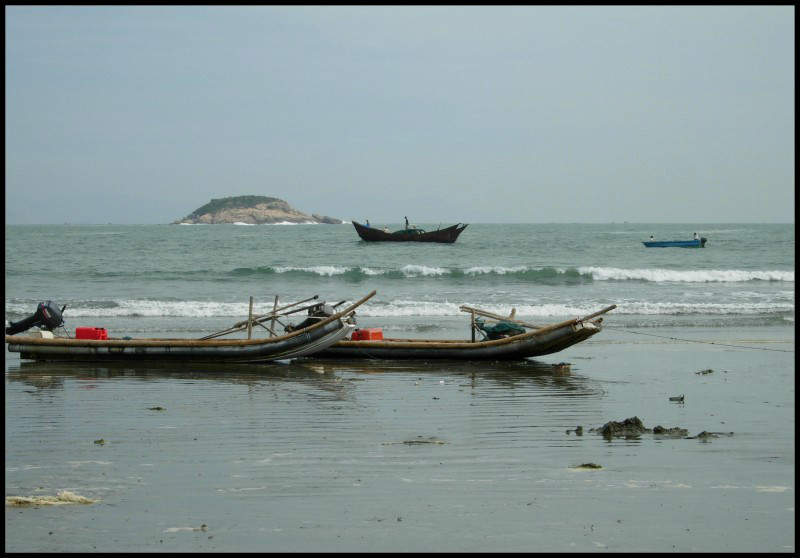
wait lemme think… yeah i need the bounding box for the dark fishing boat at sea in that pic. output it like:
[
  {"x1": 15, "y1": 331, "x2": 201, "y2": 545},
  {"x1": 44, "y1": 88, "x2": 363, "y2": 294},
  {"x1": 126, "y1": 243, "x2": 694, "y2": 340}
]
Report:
[{"x1": 352, "y1": 220, "x2": 467, "y2": 243}]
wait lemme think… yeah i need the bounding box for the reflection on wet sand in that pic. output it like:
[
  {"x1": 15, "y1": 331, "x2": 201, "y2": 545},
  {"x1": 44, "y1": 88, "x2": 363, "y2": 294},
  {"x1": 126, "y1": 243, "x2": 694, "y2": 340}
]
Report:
[
  {"x1": 5, "y1": 359, "x2": 354, "y2": 399},
  {"x1": 304, "y1": 358, "x2": 600, "y2": 396},
  {"x1": 6, "y1": 356, "x2": 602, "y2": 399}
]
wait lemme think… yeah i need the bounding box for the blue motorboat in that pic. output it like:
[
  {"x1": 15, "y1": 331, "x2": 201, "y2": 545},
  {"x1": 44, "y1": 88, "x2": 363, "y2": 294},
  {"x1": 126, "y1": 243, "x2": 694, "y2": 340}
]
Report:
[{"x1": 643, "y1": 238, "x2": 707, "y2": 248}]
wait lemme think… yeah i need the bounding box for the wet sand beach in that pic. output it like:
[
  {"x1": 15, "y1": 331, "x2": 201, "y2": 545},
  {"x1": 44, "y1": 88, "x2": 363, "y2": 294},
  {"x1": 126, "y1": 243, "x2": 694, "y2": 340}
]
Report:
[{"x1": 4, "y1": 325, "x2": 794, "y2": 552}]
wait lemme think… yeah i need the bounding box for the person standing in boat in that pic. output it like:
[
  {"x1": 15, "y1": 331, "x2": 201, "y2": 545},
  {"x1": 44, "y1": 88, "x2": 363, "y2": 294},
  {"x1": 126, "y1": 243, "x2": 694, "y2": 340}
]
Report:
[
  {"x1": 366, "y1": 220, "x2": 370, "y2": 227},
  {"x1": 405, "y1": 216, "x2": 409, "y2": 229},
  {"x1": 650, "y1": 235, "x2": 655, "y2": 241},
  {"x1": 693, "y1": 232, "x2": 699, "y2": 240}
]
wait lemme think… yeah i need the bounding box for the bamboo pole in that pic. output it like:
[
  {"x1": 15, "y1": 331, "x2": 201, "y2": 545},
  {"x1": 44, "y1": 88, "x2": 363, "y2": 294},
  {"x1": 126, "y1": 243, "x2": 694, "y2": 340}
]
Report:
[
  {"x1": 231, "y1": 300, "x2": 320, "y2": 329},
  {"x1": 253, "y1": 320, "x2": 278, "y2": 337},
  {"x1": 460, "y1": 303, "x2": 617, "y2": 332},
  {"x1": 235, "y1": 295, "x2": 319, "y2": 327},
  {"x1": 576, "y1": 304, "x2": 617, "y2": 322},
  {"x1": 247, "y1": 296, "x2": 254, "y2": 340},
  {"x1": 201, "y1": 306, "x2": 294, "y2": 340},
  {"x1": 459, "y1": 305, "x2": 542, "y2": 330},
  {"x1": 269, "y1": 295, "x2": 279, "y2": 338},
  {"x1": 201, "y1": 303, "x2": 322, "y2": 340},
  {"x1": 470, "y1": 310, "x2": 476, "y2": 342},
  {"x1": 198, "y1": 291, "x2": 376, "y2": 341}
]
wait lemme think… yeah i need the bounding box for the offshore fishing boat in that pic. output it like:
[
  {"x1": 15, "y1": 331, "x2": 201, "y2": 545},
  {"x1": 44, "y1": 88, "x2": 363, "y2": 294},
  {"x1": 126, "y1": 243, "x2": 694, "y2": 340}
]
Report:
[
  {"x1": 643, "y1": 237, "x2": 707, "y2": 248},
  {"x1": 352, "y1": 220, "x2": 467, "y2": 243}
]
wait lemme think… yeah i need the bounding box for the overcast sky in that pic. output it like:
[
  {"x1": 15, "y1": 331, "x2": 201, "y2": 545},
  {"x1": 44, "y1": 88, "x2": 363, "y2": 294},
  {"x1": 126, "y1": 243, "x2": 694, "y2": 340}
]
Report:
[{"x1": 5, "y1": 6, "x2": 795, "y2": 224}]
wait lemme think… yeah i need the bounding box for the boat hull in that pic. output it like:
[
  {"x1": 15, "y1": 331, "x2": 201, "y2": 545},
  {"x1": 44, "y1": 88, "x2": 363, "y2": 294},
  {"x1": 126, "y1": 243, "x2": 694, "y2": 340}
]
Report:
[
  {"x1": 352, "y1": 221, "x2": 467, "y2": 243},
  {"x1": 313, "y1": 320, "x2": 602, "y2": 361},
  {"x1": 643, "y1": 238, "x2": 706, "y2": 248},
  {"x1": 7, "y1": 320, "x2": 355, "y2": 363}
]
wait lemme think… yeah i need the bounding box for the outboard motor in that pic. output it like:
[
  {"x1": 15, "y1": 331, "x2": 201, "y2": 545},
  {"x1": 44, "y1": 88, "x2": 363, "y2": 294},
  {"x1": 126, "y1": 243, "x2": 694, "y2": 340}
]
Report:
[
  {"x1": 6, "y1": 301, "x2": 65, "y2": 336},
  {"x1": 284, "y1": 302, "x2": 339, "y2": 333}
]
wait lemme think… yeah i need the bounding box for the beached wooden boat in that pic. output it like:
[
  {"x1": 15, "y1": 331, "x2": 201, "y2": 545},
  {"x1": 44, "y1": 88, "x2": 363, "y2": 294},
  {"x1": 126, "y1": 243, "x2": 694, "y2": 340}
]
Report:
[
  {"x1": 643, "y1": 238, "x2": 706, "y2": 248},
  {"x1": 5, "y1": 291, "x2": 376, "y2": 364},
  {"x1": 352, "y1": 221, "x2": 467, "y2": 243},
  {"x1": 312, "y1": 303, "x2": 616, "y2": 361}
]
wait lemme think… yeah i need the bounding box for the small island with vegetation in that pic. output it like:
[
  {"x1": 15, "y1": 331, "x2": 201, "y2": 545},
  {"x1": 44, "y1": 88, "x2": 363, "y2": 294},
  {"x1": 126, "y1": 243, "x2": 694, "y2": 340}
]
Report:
[{"x1": 172, "y1": 196, "x2": 342, "y2": 225}]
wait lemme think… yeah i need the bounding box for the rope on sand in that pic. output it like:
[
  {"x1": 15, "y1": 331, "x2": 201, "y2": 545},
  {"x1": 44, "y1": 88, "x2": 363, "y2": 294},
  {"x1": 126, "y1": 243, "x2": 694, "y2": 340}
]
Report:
[{"x1": 603, "y1": 326, "x2": 794, "y2": 353}]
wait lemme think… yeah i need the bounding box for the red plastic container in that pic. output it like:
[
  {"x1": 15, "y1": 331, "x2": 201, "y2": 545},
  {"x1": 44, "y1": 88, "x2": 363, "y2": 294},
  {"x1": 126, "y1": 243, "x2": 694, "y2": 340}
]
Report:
[
  {"x1": 75, "y1": 327, "x2": 108, "y2": 340},
  {"x1": 351, "y1": 328, "x2": 383, "y2": 341}
]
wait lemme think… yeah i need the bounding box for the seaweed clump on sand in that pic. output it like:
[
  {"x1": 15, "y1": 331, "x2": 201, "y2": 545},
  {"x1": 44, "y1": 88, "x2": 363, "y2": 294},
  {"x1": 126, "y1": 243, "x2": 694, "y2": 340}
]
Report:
[
  {"x1": 653, "y1": 425, "x2": 689, "y2": 438},
  {"x1": 593, "y1": 416, "x2": 647, "y2": 439},
  {"x1": 688, "y1": 431, "x2": 734, "y2": 442},
  {"x1": 575, "y1": 463, "x2": 602, "y2": 469},
  {"x1": 587, "y1": 417, "x2": 729, "y2": 441}
]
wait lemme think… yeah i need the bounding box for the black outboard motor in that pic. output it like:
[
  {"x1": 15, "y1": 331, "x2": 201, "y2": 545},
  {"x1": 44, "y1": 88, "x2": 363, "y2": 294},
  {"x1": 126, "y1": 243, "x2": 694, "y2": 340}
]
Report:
[
  {"x1": 6, "y1": 301, "x2": 65, "y2": 335},
  {"x1": 284, "y1": 302, "x2": 340, "y2": 333}
]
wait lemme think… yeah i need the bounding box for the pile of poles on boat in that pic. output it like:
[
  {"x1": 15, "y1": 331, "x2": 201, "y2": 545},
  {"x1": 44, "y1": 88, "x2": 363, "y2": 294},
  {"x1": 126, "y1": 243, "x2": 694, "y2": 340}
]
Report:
[{"x1": 199, "y1": 295, "x2": 347, "y2": 340}]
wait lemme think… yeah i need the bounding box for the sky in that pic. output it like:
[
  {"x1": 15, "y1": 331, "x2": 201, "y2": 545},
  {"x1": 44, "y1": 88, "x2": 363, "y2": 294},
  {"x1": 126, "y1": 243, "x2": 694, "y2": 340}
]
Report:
[{"x1": 4, "y1": 6, "x2": 795, "y2": 224}]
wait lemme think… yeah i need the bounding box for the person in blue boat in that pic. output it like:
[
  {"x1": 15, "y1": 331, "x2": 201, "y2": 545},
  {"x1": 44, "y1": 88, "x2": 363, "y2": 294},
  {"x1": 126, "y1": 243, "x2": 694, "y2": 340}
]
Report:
[
  {"x1": 693, "y1": 232, "x2": 699, "y2": 240},
  {"x1": 365, "y1": 220, "x2": 370, "y2": 227},
  {"x1": 650, "y1": 235, "x2": 655, "y2": 241}
]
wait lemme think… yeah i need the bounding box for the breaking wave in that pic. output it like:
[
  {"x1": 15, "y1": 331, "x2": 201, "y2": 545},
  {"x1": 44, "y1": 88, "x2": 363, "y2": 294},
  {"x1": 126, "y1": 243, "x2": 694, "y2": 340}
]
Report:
[
  {"x1": 225, "y1": 265, "x2": 792, "y2": 283},
  {"x1": 9, "y1": 265, "x2": 791, "y2": 284},
  {"x1": 577, "y1": 267, "x2": 794, "y2": 283},
  {"x1": 5, "y1": 298, "x2": 794, "y2": 319}
]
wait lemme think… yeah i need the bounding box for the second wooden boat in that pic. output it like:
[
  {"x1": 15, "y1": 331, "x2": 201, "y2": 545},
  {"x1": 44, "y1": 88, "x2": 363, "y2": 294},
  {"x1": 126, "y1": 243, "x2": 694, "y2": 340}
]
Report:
[{"x1": 312, "y1": 303, "x2": 616, "y2": 361}]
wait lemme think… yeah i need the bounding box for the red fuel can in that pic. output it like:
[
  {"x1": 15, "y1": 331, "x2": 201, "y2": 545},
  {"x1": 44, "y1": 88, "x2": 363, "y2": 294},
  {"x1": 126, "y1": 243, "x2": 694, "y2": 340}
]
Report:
[
  {"x1": 351, "y1": 328, "x2": 383, "y2": 341},
  {"x1": 75, "y1": 327, "x2": 108, "y2": 340}
]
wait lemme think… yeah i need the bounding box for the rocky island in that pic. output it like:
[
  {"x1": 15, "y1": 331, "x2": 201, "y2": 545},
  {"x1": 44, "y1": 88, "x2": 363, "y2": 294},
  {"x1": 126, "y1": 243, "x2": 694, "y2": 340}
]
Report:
[{"x1": 172, "y1": 196, "x2": 343, "y2": 225}]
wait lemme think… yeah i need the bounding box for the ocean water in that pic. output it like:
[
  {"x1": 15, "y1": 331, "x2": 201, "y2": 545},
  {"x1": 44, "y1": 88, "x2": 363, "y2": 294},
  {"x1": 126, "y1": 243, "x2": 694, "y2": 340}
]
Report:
[
  {"x1": 4, "y1": 222, "x2": 795, "y2": 552},
  {"x1": 3, "y1": 222, "x2": 794, "y2": 336}
]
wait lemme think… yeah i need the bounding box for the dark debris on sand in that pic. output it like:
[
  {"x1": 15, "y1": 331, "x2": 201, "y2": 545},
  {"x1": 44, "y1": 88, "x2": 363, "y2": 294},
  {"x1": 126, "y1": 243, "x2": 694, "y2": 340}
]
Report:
[{"x1": 587, "y1": 417, "x2": 712, "y2": 440}]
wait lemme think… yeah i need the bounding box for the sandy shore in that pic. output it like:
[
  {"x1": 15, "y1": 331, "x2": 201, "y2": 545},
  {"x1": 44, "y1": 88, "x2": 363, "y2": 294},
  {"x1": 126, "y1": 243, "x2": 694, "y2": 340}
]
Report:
[{"x1": 4, "y1": 324, "x2": 794, "y2": 552}]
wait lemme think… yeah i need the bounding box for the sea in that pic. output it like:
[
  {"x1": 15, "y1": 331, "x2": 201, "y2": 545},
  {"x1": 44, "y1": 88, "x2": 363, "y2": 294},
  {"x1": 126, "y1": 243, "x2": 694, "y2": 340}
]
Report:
[{"x1": 4, "y1": 222, "x2": 795, "y2": 552}]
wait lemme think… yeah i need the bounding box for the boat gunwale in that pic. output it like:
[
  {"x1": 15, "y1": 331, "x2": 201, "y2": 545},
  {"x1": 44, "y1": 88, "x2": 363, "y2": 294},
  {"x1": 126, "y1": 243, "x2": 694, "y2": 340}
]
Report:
[{"x1": 333, "y1": 319, "x2": 602, "y2": 350}]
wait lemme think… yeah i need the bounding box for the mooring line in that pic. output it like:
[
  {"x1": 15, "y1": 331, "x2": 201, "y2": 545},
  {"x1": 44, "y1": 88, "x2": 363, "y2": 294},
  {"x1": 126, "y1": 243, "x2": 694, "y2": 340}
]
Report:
[{"x1": 602, "y1": 326, "x2": 794, "y2": 353}]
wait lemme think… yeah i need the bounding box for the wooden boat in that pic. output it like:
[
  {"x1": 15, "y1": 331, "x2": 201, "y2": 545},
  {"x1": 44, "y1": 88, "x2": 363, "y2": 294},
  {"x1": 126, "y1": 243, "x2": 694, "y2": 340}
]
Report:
[
  {"x1": 643, "y1": 238, "x2": 706, "y2": 248},
  {"x1": 352, "y1": 221, "x2": 467, "y2": 243},
  {"x1": 312, "y1": 303, "x2": 616, "y2": 361},
  {"x1": 5, "y1": 291, "x2": 376, "y2": 364}
]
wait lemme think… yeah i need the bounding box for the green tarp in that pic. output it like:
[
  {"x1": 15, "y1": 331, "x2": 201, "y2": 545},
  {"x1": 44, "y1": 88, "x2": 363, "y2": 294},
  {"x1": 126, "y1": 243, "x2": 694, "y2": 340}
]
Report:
[{"x1": 475, "y1": 319, "x2": 526, "y2": 340}]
